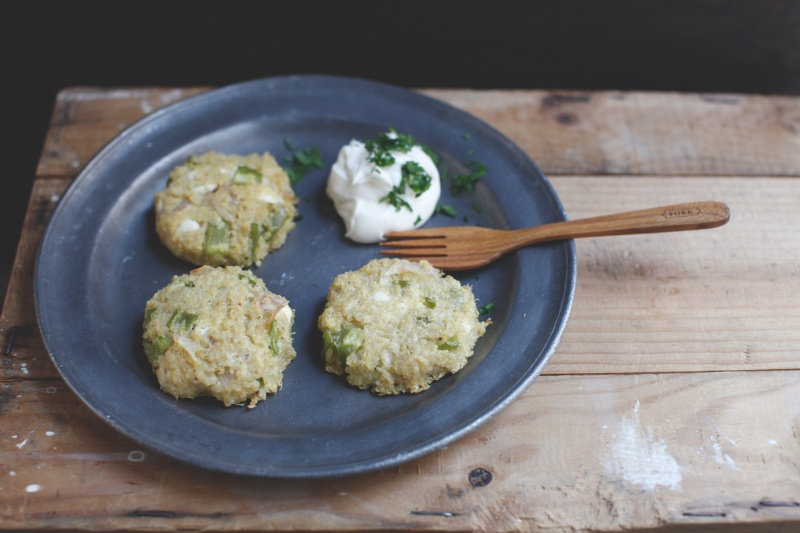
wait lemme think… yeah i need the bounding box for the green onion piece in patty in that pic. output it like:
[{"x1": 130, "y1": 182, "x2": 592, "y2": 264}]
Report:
[
  {"x1": 167, "y1": 309, "x2": 198, "y2": 331},
  {"x1": 144, "y1": 307, "x2": 156, "y2": 327},
  {"x1": 323, "y1": 327, "x2": 363, "y2": 368},
  {"x1": 231, "y1": 165, "x2": 262, "y2": 185},
  {"x1": 268, "y1": 320, "x2": 282, "y2": 356},
  {"x1": 249, "y1": 222, "x2": 261, "y2": 262},
  {"x1": 204, "y1": 221, "x2": 230, "y2": 259},
  {"x1": 437, "y1": 336, "x2": 461, "y2": 351},
  {"x1": 423, "y1": 297, "x2": 436, "y2": 309},
  {"x1": 144, "y1": 334, "x2": 172, "y2": 363}
]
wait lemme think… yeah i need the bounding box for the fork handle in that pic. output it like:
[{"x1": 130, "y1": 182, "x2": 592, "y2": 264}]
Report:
[{"x1": 512, "y1": 201, "x2": 730, "y2": 246}]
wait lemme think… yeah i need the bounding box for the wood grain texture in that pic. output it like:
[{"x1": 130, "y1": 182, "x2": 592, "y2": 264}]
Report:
[
  {"x1": 424, "y1": 89, "x2": 800, "y2": 177},
  {"x1": 36, "y1": 87, "x2": 207, "y2": 178},
  {"x1": 1, "y1": 372, "x2": 798, "y2": 531},
  {"x1": 547, "y1": 176, "x2": 800, "y2": 374},
  {"x1": 36, "y1": 88, "x2": 800, "y2": 180},
  {"x1": 3, "y1": 87, "x2": 799, "y2": 532},
  {"x1": 3, "y1": 177, "x2": 797, "y2": 384}
]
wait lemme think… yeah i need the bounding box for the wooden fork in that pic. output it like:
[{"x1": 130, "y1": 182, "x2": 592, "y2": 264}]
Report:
[{"x1": 381, "y1": 201, "x2": 730, "y2": 271}]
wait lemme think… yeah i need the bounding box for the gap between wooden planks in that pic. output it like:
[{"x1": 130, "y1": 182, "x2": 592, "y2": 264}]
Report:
[
  {"x1": 37, "y1": 87, "x2": 800, "y2": 180},
  {"x1": 3, "y1": 175, "x2": 797, "y2": 384},
  {"x1": 1, "y1": 371, "x2": 798, "y2": 531}
]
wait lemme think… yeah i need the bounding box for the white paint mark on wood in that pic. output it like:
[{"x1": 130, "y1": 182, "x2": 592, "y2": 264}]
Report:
[
  {"x1": 15, "y1": 432, "x2": 32, "y2": 450},
  {"x1": 25, "y1": 484, "x2": 41, "y2": 493},
  {"x1": 709, "y1": 435, "x2": 741, "y2": 471},
  {"x1": 604, "y1": 401, "x2": 682, "y2": 491}
]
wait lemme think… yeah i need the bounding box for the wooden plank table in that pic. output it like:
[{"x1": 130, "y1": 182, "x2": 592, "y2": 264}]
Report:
[{"x1": 2, "y1": 86, "x2": 799, "y2": 532}]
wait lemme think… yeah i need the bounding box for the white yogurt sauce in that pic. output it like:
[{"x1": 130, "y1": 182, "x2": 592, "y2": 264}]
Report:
[{"x1": 326, "y1": 135, "x2": 441, "y2": 243}]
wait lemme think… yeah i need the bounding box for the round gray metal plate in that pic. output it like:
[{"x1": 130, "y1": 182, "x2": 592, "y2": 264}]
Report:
[{"x1": 35, "y1": 75, "x2": 575, "y2": 477}]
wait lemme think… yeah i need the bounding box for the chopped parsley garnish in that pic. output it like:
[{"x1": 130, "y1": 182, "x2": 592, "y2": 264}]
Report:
[
  {"x1": 414, "y1": 215, "x2": 422, "y2": 225},
  {"x1": 381, "y1": 183, "x2": 412, "y2": 211},
  {"x1": 478, "y1": 301, "x2": 495, "y2": 315},
  {"x1": 402, "y1": 161, "x2": 432, "y2": 196},
  {"x1": 365, "y1": 129, "x2": 437, "y2": 169},
  {"x1": 368, "y1": 149, "x2": 395, "y2": 168},
  {"x1": 450, "y1": 162, "x2": 487, "y2": 195},
  {"x1": 361, "y1": 130, "x2": 433, "y2": 211},
  {"x1": 461, "y1": 133, "x2": 473, "y2": 140},
  {"x1": 436, "y1": 203, "x2": 457, "y2": 217},
  {"x1": 365, "y1": 129, "x2": 418, "y2": 166},
  {"x1": 471, "y1": 201, "x2": 483, "y2": 213},
  {"x1": 284, "y1": 145, "x2": 323, "y2": 185}
]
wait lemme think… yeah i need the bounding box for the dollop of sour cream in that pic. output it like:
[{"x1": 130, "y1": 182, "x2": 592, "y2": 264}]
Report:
[{"x1": 326, "y1": 134, "x2": 441, "y2": 243}]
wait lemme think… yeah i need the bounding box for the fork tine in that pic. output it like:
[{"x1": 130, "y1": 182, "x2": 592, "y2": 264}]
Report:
[
  {"x1": 384, "y1": 228, "x2": 447, "y2": 239},
  {"x1": 381, "y1": 252, "x2": 496, "y2": 271},
  {"x1": 380, "y1": 247, "x2": 448, "y2": 258},
  {"x1": 379, "y1": 238, "x2": 448, "y2": 249}
]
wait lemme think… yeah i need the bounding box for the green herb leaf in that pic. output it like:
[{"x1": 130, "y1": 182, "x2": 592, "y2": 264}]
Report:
[
  {"x1": 450, "y1": 162, "x2": 487, "y2": 195},
  {"x1": 284, "y1": 146, "x2": 323, "y2": 185},
  {"x1": 436, "y1": 203, "x2": 457, "y2": 217},
  {"x1": 478, "y1": 301, "x2": 495, "y2": 315},
  {"x1": 367, "y1": 149, "x2": 395, "y2": 167},
  {"x1": 402, "y1": 161, "x2": 432, "y2": 196},
  {"x1": 365, "y1": 129, "x2": 419, "y2": 169},
  {"x1": 380, "y1": 184, "x2": 412, "y2": 211}
]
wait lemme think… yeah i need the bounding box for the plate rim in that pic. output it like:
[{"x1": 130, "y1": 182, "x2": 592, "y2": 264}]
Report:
[{"x1": 34, "y1": 74, "x2": 577, "y2": 477}]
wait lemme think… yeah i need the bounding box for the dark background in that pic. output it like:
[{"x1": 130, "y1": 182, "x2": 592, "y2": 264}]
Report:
[{"x1": 2, "y1": 0, "x2": 799, "y2": 302}]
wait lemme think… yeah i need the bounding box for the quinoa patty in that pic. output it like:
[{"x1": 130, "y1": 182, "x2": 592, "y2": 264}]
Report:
[
  {"x1": 142, "y1": 265, "x2": 296, "y2": 407},
  {"x1": 154, "y1": 151, "x2": 296, "y2": 267},
  {"x1": 318, "y1": 258, "x2": 489, "y2": 395}
]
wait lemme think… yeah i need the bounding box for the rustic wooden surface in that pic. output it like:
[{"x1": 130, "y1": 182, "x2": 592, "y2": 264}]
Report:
[{"x1": 1, "y1": 86, "x2": 799, "y2": 532}]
